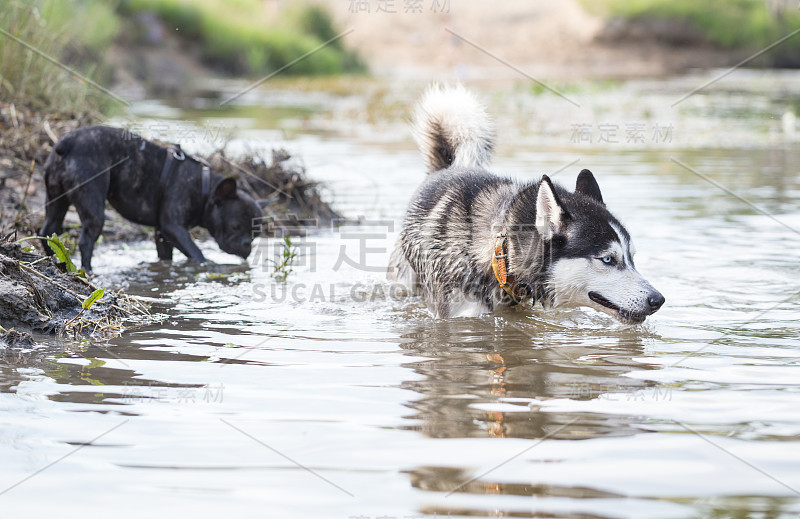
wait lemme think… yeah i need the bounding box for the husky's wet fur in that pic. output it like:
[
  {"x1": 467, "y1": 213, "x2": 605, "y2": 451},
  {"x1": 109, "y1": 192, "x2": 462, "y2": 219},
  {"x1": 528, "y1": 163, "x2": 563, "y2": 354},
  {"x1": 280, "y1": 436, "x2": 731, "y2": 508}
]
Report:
[{"x1": 388, "y1": 85, "x2": 665, "y2": 322}]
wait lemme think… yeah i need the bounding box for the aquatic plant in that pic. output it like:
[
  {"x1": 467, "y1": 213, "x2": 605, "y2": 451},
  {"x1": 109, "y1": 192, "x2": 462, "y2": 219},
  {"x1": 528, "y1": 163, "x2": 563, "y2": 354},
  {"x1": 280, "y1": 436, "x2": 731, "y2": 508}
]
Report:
[{"x1": 268, "y1": 235, "x2": 297, "y2": 281}]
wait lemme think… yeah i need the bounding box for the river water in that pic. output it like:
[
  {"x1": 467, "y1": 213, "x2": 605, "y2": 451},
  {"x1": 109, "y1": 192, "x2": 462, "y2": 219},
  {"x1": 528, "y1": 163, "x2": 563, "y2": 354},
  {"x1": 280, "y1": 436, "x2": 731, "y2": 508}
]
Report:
[{"x1": 2, "y1": 71, "x2": 800, "y2": 518}]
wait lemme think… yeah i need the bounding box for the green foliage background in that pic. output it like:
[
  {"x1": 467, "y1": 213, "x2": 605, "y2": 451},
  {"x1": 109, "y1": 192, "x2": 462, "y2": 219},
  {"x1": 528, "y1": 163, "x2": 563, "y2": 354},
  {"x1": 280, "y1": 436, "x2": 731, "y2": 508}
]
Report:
[
  {"x1": 582, "y1": 0, "x2": 800, "y2": 66},
  {"x1": 0, "y1": 0, "x2": 362, "y2": 115}
]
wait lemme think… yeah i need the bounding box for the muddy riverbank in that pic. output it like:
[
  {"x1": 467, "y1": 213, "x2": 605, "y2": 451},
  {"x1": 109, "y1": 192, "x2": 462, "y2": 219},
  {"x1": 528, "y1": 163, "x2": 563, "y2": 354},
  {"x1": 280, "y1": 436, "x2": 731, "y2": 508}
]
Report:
[
  {"x1": 0, "y1": 101, "x2": 339, "y2": 340},
  {"x1": 0, "y1": 237, "x2": 149, "y2": 344}
]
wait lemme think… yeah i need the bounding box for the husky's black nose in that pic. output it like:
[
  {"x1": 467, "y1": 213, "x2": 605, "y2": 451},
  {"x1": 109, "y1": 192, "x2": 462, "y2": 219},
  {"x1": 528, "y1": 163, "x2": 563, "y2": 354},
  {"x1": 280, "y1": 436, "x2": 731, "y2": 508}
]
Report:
[{"x1": 648, "y1": 292, "x2": 666, "y2": 313}]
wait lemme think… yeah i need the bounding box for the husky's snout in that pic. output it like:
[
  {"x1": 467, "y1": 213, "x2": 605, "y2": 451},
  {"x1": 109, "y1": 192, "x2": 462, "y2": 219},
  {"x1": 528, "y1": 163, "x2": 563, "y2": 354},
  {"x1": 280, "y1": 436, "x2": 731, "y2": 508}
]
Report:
[{"x1": 589, "y1": 287, "x2": 664, "y2": 324}]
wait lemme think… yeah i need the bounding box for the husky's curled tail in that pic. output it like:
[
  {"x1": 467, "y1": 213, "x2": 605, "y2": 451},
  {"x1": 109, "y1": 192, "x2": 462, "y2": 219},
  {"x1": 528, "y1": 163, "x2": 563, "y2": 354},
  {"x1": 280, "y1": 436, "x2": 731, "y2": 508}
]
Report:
[
  {"x1": 412, "y1": 84, "x2": 495, "y2": 173},
  {"x1": 388, "y1": 85, "x2": 500, "y2": 315}
]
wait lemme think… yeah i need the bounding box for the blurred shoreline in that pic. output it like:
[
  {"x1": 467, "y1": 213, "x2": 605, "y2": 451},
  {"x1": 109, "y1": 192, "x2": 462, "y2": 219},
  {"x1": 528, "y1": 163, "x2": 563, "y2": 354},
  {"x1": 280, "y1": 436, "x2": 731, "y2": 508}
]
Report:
[
  {"x1": 106, "y1": 0, "x2": 784, "y2": 99},
  {"x1": 313, "y1": 0, "x2": 751, "y2": 82}
]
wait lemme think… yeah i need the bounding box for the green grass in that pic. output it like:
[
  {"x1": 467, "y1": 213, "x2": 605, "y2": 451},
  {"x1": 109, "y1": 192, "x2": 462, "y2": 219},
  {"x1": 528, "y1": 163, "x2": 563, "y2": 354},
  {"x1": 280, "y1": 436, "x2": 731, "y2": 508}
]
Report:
[
  {"x1": 0, "y1": 0, "x2": 121, "y2": 114},
  {"x1": 0, "y1": 0, "x2": 363, "y2": 116},
  {"x1": 581, "y1": 0, "x2": 800, "y2": 66},
  {"x1": 121, "y1": 0, "x2": 365, "y2": 76}
]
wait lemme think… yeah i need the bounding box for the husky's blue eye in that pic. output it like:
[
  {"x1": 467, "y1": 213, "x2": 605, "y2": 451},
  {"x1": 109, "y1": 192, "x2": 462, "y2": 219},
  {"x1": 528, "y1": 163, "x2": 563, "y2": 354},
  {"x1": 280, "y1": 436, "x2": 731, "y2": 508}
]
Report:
[{"x1": 600, "y1": 255, "x2": 614, "y2": 265}]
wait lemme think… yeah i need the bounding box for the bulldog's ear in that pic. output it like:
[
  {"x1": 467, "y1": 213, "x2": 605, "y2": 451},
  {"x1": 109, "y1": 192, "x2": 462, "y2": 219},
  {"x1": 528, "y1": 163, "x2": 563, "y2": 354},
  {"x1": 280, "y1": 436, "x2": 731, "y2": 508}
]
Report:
[
  {"x1": 535, "y1": 175, "x2": 568, "y2": 239},
  {"x1": 213, "y1": 177, "x2": 237, "y2": 203},
  {"x1": 575, "y1": 169, "x2": 604, "y2": 204}
]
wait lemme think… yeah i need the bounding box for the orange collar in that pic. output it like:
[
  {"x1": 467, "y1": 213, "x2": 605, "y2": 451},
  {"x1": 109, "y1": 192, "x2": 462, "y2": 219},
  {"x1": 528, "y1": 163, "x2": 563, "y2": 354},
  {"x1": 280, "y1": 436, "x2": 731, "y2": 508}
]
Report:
[{"x1": 491, "y1": 225, "x2": 531, "y2": 302}]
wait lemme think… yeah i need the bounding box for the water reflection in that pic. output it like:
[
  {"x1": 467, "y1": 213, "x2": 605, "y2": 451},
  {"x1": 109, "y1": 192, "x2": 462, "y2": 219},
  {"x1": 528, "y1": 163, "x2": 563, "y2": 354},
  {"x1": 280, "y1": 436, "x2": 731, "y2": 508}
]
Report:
[
  {"x1": 395, "y1": 315, "x2": 672, "y2": 517},
  {"x1": 0, "y1": 332, "x2": 213, "y2": 410},
  {"x1": 399, "y1": 315, "x2": 663, "y2": 441},
  {"x1": 0, "y1": 256, "x2": 251, "y2": 409},
  {"x1": 409, "y1": 464, "x2": 625, "y2": 519}
]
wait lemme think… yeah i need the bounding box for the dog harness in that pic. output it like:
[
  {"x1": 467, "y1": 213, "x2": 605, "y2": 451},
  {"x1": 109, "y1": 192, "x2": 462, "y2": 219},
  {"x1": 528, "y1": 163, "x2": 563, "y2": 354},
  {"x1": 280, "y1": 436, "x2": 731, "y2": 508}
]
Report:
[
  {"x1": 160, "y1": 144, "x2": 185, "y2": 185},
  {"x1": 200, "y1": 161, "x2": 211, "y2": 200},
  {"x1": 156, "y1": 144, "x2": 213, "y2": 234},
  {"x1": 492, "y1": 225, "x2": 532, "y2": 302},
  {"x1": 154, "y1": 144, "x2": 213, "y2": 254},
  {"x1": 159, "y1": 144, "x2": 212, "y2": 201}
]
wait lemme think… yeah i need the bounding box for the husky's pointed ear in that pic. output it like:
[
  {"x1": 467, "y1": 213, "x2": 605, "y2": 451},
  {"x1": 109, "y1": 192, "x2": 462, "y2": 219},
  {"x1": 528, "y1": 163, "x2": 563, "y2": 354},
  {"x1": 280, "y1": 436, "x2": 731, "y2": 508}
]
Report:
[
  {"x1": 536, "y1": 175, "x2": 568, "y2": 239},
  {"x1": 575, "y1": 169, "x2": 604, "y2": 204}
]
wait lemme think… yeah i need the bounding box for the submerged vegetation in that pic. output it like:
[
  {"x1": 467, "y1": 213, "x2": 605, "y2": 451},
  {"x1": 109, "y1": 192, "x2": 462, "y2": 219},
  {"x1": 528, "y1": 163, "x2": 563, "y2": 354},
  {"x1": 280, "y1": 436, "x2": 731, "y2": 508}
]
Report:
[{"x1": 583, "y1": 0, "x2": 800, "y2": 66}]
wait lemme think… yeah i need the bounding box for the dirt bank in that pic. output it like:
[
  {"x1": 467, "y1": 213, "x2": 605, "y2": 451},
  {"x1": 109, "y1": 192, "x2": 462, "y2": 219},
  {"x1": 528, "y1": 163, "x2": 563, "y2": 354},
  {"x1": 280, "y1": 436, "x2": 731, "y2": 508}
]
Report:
[
  {"x1": 316, "y1": 0, "x2": 743, "y2": 80},
  {"x1": 0, "y1": 237, "x2": 149, "y2": 343}
]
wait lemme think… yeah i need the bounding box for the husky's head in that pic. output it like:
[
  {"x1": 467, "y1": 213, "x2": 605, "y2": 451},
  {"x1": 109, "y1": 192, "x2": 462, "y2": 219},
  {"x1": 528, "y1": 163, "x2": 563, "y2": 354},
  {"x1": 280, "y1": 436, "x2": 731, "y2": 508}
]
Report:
[{"x1": 532, "y1": 170, "x2": 665, "y2": 324}]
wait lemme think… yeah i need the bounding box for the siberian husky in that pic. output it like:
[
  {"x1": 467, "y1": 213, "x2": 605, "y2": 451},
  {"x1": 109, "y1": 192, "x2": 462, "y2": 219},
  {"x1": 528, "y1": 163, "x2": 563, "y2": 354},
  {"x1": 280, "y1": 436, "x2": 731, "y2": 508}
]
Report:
[{"x1": 388, "y1": 85, "x2": 665, "y2": 322}]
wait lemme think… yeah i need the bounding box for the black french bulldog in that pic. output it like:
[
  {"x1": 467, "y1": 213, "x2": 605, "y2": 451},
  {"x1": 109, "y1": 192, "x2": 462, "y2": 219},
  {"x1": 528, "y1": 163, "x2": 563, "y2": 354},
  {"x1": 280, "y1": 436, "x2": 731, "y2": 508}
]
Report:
[{"x1": 40, "y1": 125, "x2": 263, "y2": 272}]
